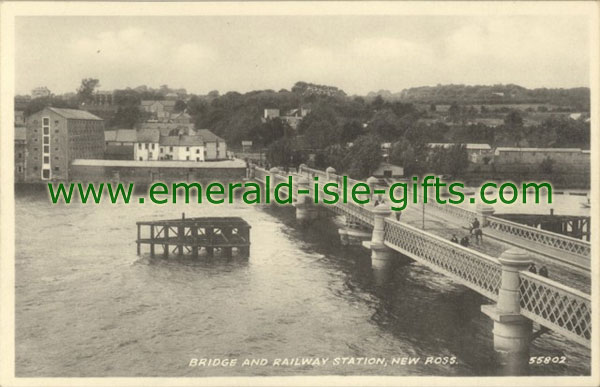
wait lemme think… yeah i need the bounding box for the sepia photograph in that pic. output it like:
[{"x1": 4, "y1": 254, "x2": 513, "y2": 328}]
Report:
[{"x1": 0, "y1": 2, "x2": 598, "y2": 386}]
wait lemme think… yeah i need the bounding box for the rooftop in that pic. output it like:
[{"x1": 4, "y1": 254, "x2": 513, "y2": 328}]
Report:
[
  {"x1": 72, "y1": 158, "x2": 246, "y2": 169},
  {"x1": 160, "y1": 135, "x2": 205, "y2": 147},
  {"x1": 47, "y1": 107, "x2": 103, "y2": 121},
  {"x1": 105, "y1": 129, "x2": 137, "y2": 143},
  {"x1": 427, "y1": 143, "x2": 491, "y2": 150},
  {"x1": 196, "y1": 129, "x2": 225, "y2": 142},
  {"x1": 495, "y1": 147, "x2": 584, "y2": 153},
  {"x1": 137, "y1": 129, "x2": 161, "y2": 143}
]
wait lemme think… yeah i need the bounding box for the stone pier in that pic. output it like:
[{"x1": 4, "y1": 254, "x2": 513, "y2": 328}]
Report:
[{"x1": 481, "y1": 248, "x2": 533, "y2": 375}]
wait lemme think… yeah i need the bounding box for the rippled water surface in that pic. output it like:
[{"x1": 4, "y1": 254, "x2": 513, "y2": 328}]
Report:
[{"x1": 15, "y1": 189, "x2": 590, "y2": 377}]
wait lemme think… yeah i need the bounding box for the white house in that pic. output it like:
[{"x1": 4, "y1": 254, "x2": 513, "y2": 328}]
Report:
[
  {"x1": 134, "y1": 129, "x2": 160, "y2": 161},
  {"x1": 159, "y1": 135, "x2": 205, "y2": 161}
]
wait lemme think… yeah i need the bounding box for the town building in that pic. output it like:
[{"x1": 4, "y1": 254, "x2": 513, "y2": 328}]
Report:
[
  {"x1": 262, "y1": 107, "x2": 311, "y2": 129},
  {"x1": 159, "y1": 135, "x2": 206, "y2": 161},
  {"x1": 104, "y1": 129, "x2": 137, "y2": 160},
  {"x1": 133, "y1": 128, "x2": 227, "y2": 162},
  {"x1": 196, "y1": 129, "x2": 227, "y2": 161},
  {"x1": 263, "y1": 109, "x2": 280, "y2": 119},
  {"x1": 136, "y1": 122, "x2": 195, "y2": 136},
  {"x1": 91, "y1": 90, "x2": 114, "y2": 106},
  {"x1": 427, "y1": 143, "x2": 492, "y2": 164},
  {"x1": 24, "y1": 107, "x2": 104, "y2": 181},
  {"x1": 493, "y1": 147, "x2": 590, "y2": 173},
  {"x1": 31, "y1": 86, "x2": 52, "y2": 99},
  {"x1": 15, "y1": 110, "x2": 25, "y2": 127},
  {"x1": 170, "y1": 111, "x2": 193, "y2": 124},
  {"x1": 15, "y1": 127, "x2": 27, "y2": 182},
  {"x1": 141, "y1": 100, "x2": 178, "y2": 121},
  {"x1": 373, "y1": 162, "x2": 404, "y2": 179},
  {"x1": 134, "y1": 129, "x2": 161, "y2": 161}
]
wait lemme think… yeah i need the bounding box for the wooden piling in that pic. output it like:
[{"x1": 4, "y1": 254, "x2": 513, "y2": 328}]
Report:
[{"x1": 136, "y1": 217, "x2": 251, "y2": 259}]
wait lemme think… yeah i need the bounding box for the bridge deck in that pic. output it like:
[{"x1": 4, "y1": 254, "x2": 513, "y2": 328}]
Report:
[{"x1": 399, "y1": 205, "x2": 590, "y2": 293}]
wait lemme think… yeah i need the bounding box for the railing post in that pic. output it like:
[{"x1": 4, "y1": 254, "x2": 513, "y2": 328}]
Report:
[
  {"x1": 477, "y1": 203, "x2": 495, "y2": 227},
  {"x1": 325, "y1": 166, "x2": 336, "y2": 181},
  {"x1": 298, "y1": 163, "x2": 307, "y2": 175},
  {"x1": 481, "y1": 247, "x2": 532, "y2": 374}
]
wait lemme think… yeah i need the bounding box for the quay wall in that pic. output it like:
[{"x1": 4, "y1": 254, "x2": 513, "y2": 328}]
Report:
[{"x1": 70, "y1": 159, "x2": 246, "y2": 184}]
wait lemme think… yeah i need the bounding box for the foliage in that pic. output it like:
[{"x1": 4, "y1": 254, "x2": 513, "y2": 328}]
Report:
[
  {"x1": 77, "y1": 78, "x2": 100, "y2": 104},
  {"x1": 342, "y1": 134, "x2": 382, "y2": 179},
  {"x1": 540, "y1": 157, "x2": 554, "y2": 174},
  {"x1": 174, "y1": 100, "x2": 187, "y2": 113}
]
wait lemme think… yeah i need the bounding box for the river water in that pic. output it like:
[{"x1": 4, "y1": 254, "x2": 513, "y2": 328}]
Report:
[{"x1": 15, "y1": 189, "x2": 590, "y2": 377}]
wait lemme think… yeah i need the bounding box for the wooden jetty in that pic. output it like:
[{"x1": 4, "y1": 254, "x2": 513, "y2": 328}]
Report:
[{"x1": 136, "y1": 214, "x2": 251, "y2": 258}]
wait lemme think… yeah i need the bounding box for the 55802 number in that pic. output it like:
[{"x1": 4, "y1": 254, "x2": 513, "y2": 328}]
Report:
[{"x1": 529, "y1": 356, "x2": 566, "y2": 365}]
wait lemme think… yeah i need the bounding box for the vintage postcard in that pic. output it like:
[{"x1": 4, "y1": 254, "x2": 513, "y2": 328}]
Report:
[{"x1": 0, "y1": 1, "x2": 598, "y2": 386}]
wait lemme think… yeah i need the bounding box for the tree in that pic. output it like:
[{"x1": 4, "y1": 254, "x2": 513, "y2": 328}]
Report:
[
  {"x1": 389, "y1": 138, "x2": 429, "y2": 176},
  {"x1": 338, "y1": 120, "x2": 363, "y2": 143},
  {"x1": 77, "y1": 78, "x2": 100, "y2": 105},
  {"x1": 343, "y1": 134, "x2": 382, "y2": 179},
  {"x1": 174, "y1": 100, "x2": 187, "y2": 113},
  {"x1": 504, "y1": 110, "x2": 525, "y2": 146},
  {"x1": 540, "y1": 157, "x2": 554, "y2": 174}
]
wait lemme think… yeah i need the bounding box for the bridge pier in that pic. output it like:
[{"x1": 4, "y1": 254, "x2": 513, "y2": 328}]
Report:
[
  {"x1": 362, "y1": 204, "x2": 394, "y2": 268},
  {"x1": 481, "y1": 248, "x2": 532, "y2": 374},
  {"x1": 339, "y1": 218, "x2": 371, "y2": 246},
  {"x1": 294, "y1": 176, "x2": 318, "y2": 225}
]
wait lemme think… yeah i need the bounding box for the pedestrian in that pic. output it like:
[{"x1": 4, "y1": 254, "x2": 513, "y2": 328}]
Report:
[
  {"x1": 539, "y1": 266, "x2": 549, "y2": 278},
  {"x1": 460, "y1": 236, "x2": 470, "y2": 247},
  {"x1": 528, "y1": 263, "x2": 537, "y2": 274},
  {"x1": 450, "y1": 234, "x2": 458, "y2": 243}
]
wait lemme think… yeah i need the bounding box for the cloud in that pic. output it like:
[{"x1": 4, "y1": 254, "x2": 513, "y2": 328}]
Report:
[{"x1": 66, "y1": 27, "x2": 217, "y2": 89}]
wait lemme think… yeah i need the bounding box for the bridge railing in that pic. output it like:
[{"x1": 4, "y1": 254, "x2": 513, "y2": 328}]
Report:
[
  {"x1": 519, "y1": 271, "x2": 591, "y2": 347},
  {"x1": 383, "y1": 218, "x2": 502, "y2": 300},
  {"x1": 408, "y1": 187, "x2": 591, "y2": 259},
  {"x1": 253, "y1": 166, "x2": 591, "y2": 348},
  {"x1": 486, "y1": 216, "x2": 591, "y2": 258}
]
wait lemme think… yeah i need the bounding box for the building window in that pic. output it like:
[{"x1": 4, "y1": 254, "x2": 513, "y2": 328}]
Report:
[
  {"x1": 152, "y1": 144, "x2": 155, "y2": 150},
  {"x1": 55, "y1": 156, "x2": 59, "y2": 160},
  {"x1": 145, "y1": 143, "x2": 149, "y2": 150},
  {"x1": 170, "y1": 146, "x2": 173, "y2": 151},
  {"x1": 43, "y1": 127, "x2": 49, "y2": 135},
  {"x1": 186, "y1": 147, "x2": 190, "y2": 151},
  {"x1": 138, "y1": 143, "x2": 142, "y2": 149},
  {"x1": 33, "y1": 147, "x2": 38, "y2": 151},
  {"x1": 196, "y1": 149, "x2": 200, "y2": 154},
  {"x1": 17, "y1": 152, "x2": 22, "y2": 158},
  {"x1": 42, "y1": 169, "x2": 50, "y2": 180},
  {"x1": 54, "y1": 120, "x2": 59, "y2": 125},
  {"x1": 17, "y1": 166, "x2": 22, "y2": 172},
  {"x1": 186, "y1": 156, "x2": 190, "y2": 160},
  {"x1": 139, "y1": 157, "x2": 143, "y2": 161},
  {"x1": 33, "y1": 166, "x2": 38, "y2": 171},
  {"x1": 160, "y1": 148, "x2": 163, "y2": 153},
  {"x1": 196, "y1": 157, "x2": 200, "y2": 161},
  {"x1": 43, "y1": 156, "x2": 49, "y2": 163},
  {"x1": 43, "y1": 137, "x2": 49, "y2": 144},
  {"x1": 44, "y1": 145, "x2": 49, "y2": 153},
  {"x1": 54, "y1": 166, "x2": 60, "y2": 171},
  {"x1": 43, "y1": 118, "x2": 49, "y2": 126}
]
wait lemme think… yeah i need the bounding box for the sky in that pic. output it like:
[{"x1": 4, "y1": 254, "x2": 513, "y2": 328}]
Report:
[{"x1": 15, "y1": 15, "x2": 591, "y2": 96}]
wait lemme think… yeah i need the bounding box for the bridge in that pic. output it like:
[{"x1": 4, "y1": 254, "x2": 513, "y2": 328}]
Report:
[{"x1": 250, "y1": 164, "x2": 592, "y2": 370}]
